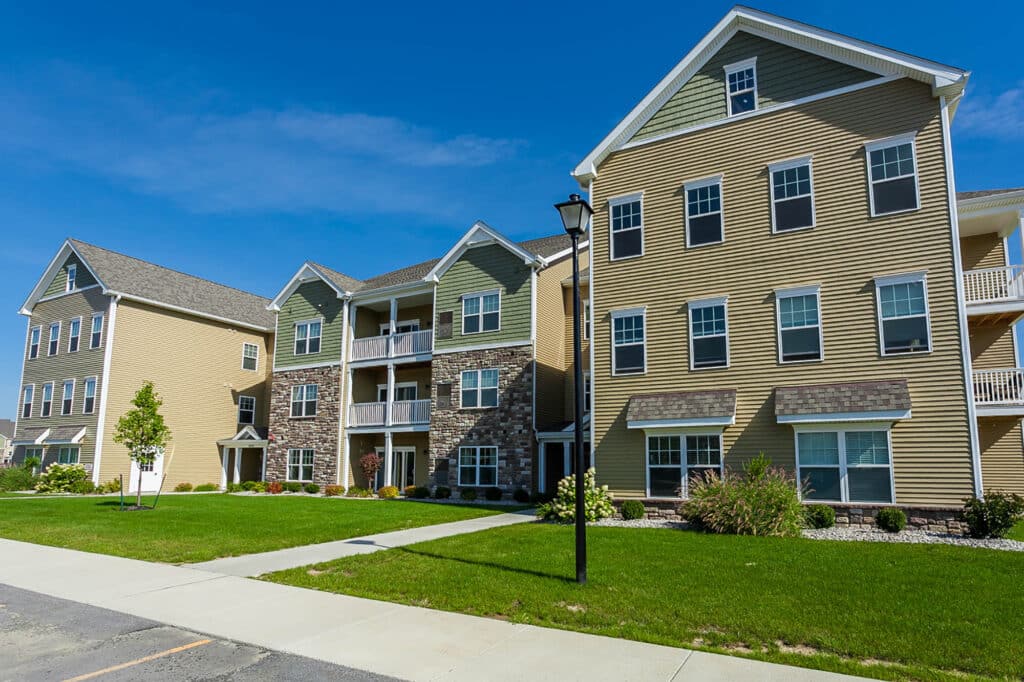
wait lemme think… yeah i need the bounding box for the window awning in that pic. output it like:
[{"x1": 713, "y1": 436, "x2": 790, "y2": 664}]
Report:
[
  {"x1": 537, "y1": 414, "x2": 591, "y2": 441},
  {"x1": 217, "y1": 425, "x2": 269, "y2": 448},
  {"x1": 12, "y1": 426, "x2": 87, "y2": 446},
  {"x1": 627, "y1": 390, "x2": 736, "y2": 430},
  {"x1": 775, "y1": 379, "x2": 911, "y2": 424}
]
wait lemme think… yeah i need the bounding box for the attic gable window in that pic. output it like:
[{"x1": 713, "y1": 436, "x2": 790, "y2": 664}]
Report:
[
  {"x1": 724, "y1": 58, "x2": 757, "y2": 116},
  {"x1": 66, "y1": 264, "x2": 77, "y2": 292}
]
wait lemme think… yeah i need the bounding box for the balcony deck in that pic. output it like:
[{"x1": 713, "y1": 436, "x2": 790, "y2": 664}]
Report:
[
  {"x1": 350, "y1": 329, "x2": 433, "y2": 364},
  {"x1": 964, "y1": 266, "x2": 1024, "y2": 323},
  {"x1": 348, "y1": 399, "x2": 431, "y2": 430},
  {"x1": 973, "y1": 368, "x2": 1024, "y2": 416}
]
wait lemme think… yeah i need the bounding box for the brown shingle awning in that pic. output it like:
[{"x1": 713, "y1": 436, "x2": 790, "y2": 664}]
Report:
[
  {"x1": 775, "y1": 379, "x2": 912, "y2": 424},
  {"x1": 12, "y1": 426, "x2": 49, "y2": 445},
  {"x1": 627, "y1": 390, "x2": 736, "y2": 429}
]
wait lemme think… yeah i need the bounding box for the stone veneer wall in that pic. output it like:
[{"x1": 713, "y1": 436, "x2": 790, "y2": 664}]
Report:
[
  {"x1": 266, "y1": 365, "x2": 341, "y2": 487},
  {"x1": 429, "y1": 345, "x2": 534, "y2": 491}
]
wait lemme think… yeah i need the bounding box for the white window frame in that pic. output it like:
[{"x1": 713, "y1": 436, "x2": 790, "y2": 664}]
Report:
[
  {"x1": 58, "y1": 446, "x2": 80, "y2": 464},
  {"x1": 377, "y1": 381, "x2": 418, "y2": 402},
  {"x1": 293, "y1": 318, "x2": 323, "y2": 356},
  {"x1": 684, "y1": 175, "x2": 725, "y2": 248},
  {"x1": 775, "y1": 284, "x2": 824, "y2": 364},
  {"x1": 379, "y1": 319, "x2": 421, "y2": 335},
  {"x1": 461, "y1": 290, "x2": 501, "y2": 335},
  {"x1": 768, "y1": 156, "x2": 816, "y2": 233},
  {"x1": 610, "y1": 306, "x2": 647, "y2": 376},
  {"x1": 242, "y1": 342, "x2": 259, "y2": 371},
  {"x1": 645, "y1": 431, "x2": 725, "y2": 499},
  {"x1": 460, "y1": 369, "x2": 499, "y2": 409},
  {"x1": 29, "y1": 325, "x2": 41, "y2": 359},
  {"x1": 794, "y1": 424, "x2": 896, "y2": 504},
  {"x1": 48, "y1": 321, "x2": 61, "y2": 356},
  {"x1": 90, "y1": 313, "x2": 104, "y2": 349},
  {"x1": 688, "y1": 297, "x2": 729, "y2": 371},
  {"x1": 582, "y1": 300, "x2": 591, "y2": 341},
  {"x1": 21, "y1": 384, "x2": 33, "y2": 419},
  {"x1": 82, "y1": 376, "x2": 97, "y2": 415},
  {"x1": 41, "y1": 382, "x2": 53, "y2": 418},
  {"x1": 608, "y1": 192, "x2": 645, "y2": 261},
  {"x1": 458, "y1": 445, "x2": 499, "y2": 487},
  {"x1": 238, "y1": 395, "x2": 256, "y2": 425},
  {"x1": 68, "y1": 316, "x2": 82, "y2": 353},
  {"x1": 287, "y1": 448, "x2": 315, "y2": 482},
  {"x1": 583, "y1": 371, "x2": 591, "y2": 413},
  {"x1": 66, "y1": 264, "x2": 77, "y2": 292},
  {"x1": 874, "y1": 271, "x2": 931, "y2": 357},
  {"x1": 61, "y1": 378, "x2": 75, "y2": 416},
  {"x1": 864, "y1": 133, "x2": 921, "y2": 217},
  {"x1": 724, "y1": 57, "x2": 758, "y2": 117},
  {"x1": 290, "y1": 384, "x2": 318, "y2": 418}
]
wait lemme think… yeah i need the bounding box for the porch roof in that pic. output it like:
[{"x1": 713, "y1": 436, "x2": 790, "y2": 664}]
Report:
[{"x1": 217, "y1": 425, "x2": 269, "y2": 448}]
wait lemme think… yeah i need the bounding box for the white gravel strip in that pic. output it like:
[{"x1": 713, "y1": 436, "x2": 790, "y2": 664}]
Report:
[
  {"x1": 591, "y1": 518, "x2": 689, "y2": 530},
  {"x1": 803, "y1": 527, "x2": 1024, "y2": 552}
]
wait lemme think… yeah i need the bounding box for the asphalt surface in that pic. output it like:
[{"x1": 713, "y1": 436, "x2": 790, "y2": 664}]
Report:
[{"x1": 0, "y1": 584, "x2": 396, "y2": 681}]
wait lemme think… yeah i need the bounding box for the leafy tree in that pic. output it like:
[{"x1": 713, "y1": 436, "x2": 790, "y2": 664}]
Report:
[
  {"x1": 359, "y1": 452, "x2": 382, "y2": 488},
  {"x1": 113, "y1": 381, "x2": 171, "y2": 507}
]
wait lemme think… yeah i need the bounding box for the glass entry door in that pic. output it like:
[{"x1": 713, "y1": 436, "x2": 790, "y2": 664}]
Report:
[{"x1": 374, "y1": 448, "x2": 416, "y2": 490}]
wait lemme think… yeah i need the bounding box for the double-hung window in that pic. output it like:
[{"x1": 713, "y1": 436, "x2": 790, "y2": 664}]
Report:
[
  {"x1": 796, "y1": 428, "x2": 893, "y2": 503},
  {"x1": 776, "y1": 286, "x2": 822, "y2": 363},
  {"x1": 583, "y1": 301, "x2": 590, "y2": 340},
  {"x1": 287, "y1": 448, "x2": 314, "y2": 481},
  {"x1": 609, "y1": 194, "x2": 643, "y2": 260},
  {"x1": 294, "y1": 320, "x2": 321, "y2": 355},
  {"x1": 66, "y1": 264, "x2": 77, "y2": 292},
  {"x1": 685, "y1": 177, "x2": 724, "y2": 247},
  {"x1": 458, "y1": 446, "x2": 498, "y2": 486},
  {"x1": 61, "y1": 379, "x2": 74, "y2": 415},
  {"x1": 242, "y1": 342, "x2": 259, "y2": 371},
  {"x1": 90, "y1": 313, "x2": 104, "y2": 349},
  {"x1": 58, "y1": 447, "x2": 79, "y2": 464},
  {"x1": 689, "y1": 298, "x2": 728, "y2": 369},
  {"x1": 583, "y1": 372, "x2": 591, "y2": 413},
  {"x1": 876, "y1": 273, "x2": 930, "y2": 355},
  {"x1": 21, "y1": 385, "x2": 33, "y2": 419},
  {"x1": 83, "y1": 377, "x2": 97, "y2": 414},
  {"x1": 647, "y1": 434, "x2": 723, "y2": 498},
  {"x1": 41, "y1": 383, "x2": 53, "y2": 417},
  {"x1": 769, "y1": 157, "x2": 815, "y2": 232},
  {"x1": 238, "y1": 395, "x2": 256, "y2": 425},
  {"x1": 724, "y1": 58, "x2": 757, "y2": 116},
  {"x1": 68, "y1": 317, "x2": 81, "y2": 353},
  {"x1": 290, "y1": 384, "x2": 318, "y2": 417},
  {"x1": 462, "y1": 292, "x2": 500, "y2": 334},
  {"x1": 48, "y1": 322, "x2": 60, "y2": 356},
  {"x1": 28, "y1": 326, "x2": 41, "y2": 359},
  {"x1": 611, "y1": 308, "x2": 645, "y2": 375},
  {"x1": 866, "y1": 134, "x2": 919, "y2": 216},
  {"x1": 461, "y1": 369, "x2": 498, "y2": 408}
]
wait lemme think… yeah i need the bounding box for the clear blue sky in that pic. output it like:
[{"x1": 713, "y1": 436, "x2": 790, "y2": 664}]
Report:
[{"x1": 1, "y1": 0, "x2": 1022, "y2": 414}]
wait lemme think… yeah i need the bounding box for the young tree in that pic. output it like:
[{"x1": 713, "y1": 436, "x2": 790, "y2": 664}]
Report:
[
  {"x1": 113, "y1": 381, "x2": 172, "y2": 507},
  {"x1": 359, "y1": 452, "x2": 382, "y2": 489}
]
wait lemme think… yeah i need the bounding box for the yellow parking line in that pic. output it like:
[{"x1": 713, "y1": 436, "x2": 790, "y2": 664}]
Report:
[{"x1": 63, "y1": 638, "x2": 213, "y2": 681}]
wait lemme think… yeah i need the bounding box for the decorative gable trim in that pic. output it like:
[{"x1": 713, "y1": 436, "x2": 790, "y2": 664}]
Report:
[
  {"x1": 423, "y1": 221, "x2": 545, "y2": 282},
  {"x1": 20, "y1": 240, "x2": 107, "y2": 316},
  {"x1": 267, "y1": 263, "x2": 351, "y2": 312}
]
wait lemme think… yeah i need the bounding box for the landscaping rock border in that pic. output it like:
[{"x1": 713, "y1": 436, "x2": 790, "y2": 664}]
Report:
[{"x1": 803, "y1": 527, "x2": 1024, "y2": 552}]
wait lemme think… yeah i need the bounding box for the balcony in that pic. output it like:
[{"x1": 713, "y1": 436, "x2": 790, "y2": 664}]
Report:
[
  {"x1": 964, "y1": 266, "x2": 1024, "y2": 322},
  {"x1": 348, "y1": 399, "x2": 431, "y2": 428},
  {"x1": 973, "y1": 368, "x2": 1024, "y2": 416},
  {"x1": 350, "y1": 329, "x2": 433, "y2": 363}
]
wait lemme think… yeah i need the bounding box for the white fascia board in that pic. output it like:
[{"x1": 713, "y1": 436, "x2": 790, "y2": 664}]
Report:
[
  {"x1": 628, "y1": 416, "x2": 735, "y2": 430},
  {"x1": 350, "y1": 281, "x2": 432, "y2": 305},
  {"x1": 975, "y1": 405, "x2": 1024, "y2": 417},
  {"x1": 20, "y1": 240, "x2": 108, "y2": 316},
  {"x1": 268, "y1": 263, "x2": 348, "y2": 311},
  {"x1": 958, "y1": 190, "x2": 1024, "y2": 217},
  {"x1": 543, "y1": 240, "x2": 589, "y2": 266},
  {"x1": 777, "y1": 409, "x2": 911, "y2": 424},
  {"x1": 424, "y1": 221, "x2": 543, "y2": 282}
]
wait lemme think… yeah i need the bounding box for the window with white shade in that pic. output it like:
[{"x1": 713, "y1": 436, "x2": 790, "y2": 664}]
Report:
[
  {"x1": 21, "y1": 385, "x2": 33, "y2": 419},
  {"x1": 294, "y1": 320, "x2": 321, "y2": 355},
  {"x1": 287, "y1": 448, "x2": 314, "y2": 481},
  {"x1": 876, "y1": 274, "x2": 930, "y2": 355},
  {"x1": 48, "y1": 322, "x2": 60, "y2": 356},
  {"x1": 28, "y1": 326, "x2": 41, "y2": 359},
  {"x1": 83, "y1": 377, "x2": 97, "y2": 414},
  {"x1": 776, "y1": 287, "x2": 822, "y2": 363},
  {"x1": 462, "y1": 292, "x2": 500, "y2": 334},
  {"x1": 770, "y1": 158, "x2": 815, "y2": 232},
  {"x1": 611, "y1": 308, "x2": 645, "y2": 375},
  {"x1": 290, "y1": 384, "x2": 318, "y2": 417},
  {"x1": 689, "y1": 298, "x2": 728, "y2": 369},
  {"x1": 242, "y1": 343, "x2": 259, "y2": 371},
  {"x1": 866, "y1": 135, "x2": 919, "y2": 216},
  {"x1": 609, "y1": 194, "x2": 643, "y2": 260},
  {"x1": 796, "y1": 428, "x2": 893, "y2": 503},
  {"x1": 41, "y1": 383, "x2": 53, "y2": 417},
  {"x1": 685, "y1": 177, "x2": 724, "y2": 247},
  {"x1": 458, "y1": 446, "x2": 498, "y2": 486},
  {"x1": 724, "y1": 58, "x2": 757, "y2": 116},
  {"x1": 461, "y1": 369, "x2": 498, "y2": 408},
  {"x1": 61, "y1": 379, "x2": 74, "y2": 415},
  {"x1": 90, "y1": 313, "x2": 104, "y2": 349},
  {"x1": 238, "y1": 395, "x2": 256, "y2": 425},
  {"x1": 68, "y1": 317, "x2": 81, "y2": 353}
]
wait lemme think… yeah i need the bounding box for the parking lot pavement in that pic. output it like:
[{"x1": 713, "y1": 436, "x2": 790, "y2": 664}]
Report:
[{"x1": 0, "y1": 584, "x2": 396, "y2": 682}]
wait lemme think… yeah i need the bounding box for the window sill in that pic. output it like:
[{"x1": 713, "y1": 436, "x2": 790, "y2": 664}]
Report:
[
  {"x1": 686, "y1": 239, "x2": 724, "y2": 250},
  {"x1": 612, "y1": 370, "x2": 646, "y2": 377},
  {"x1": 779, "y1": 357, "x2": 824, "y2": 366},
  {"x1": 772, "y1": 225, "x2": 815, "y2": 235},
  {"x1": 691, "y1": 364, "x2": 729, "y2": 372},
  {"x1": 609, "y1": 253, "x2": 645, "y2": 263},
  {"x1": 870, "y1": 206, "x2": 920, "y2": 219},
  {"x1": 880, "y1": 349, "x2": 932, "y2": 358},
  {"x1": 289, "y1": 415, "x2": 318, "y2": 420}
]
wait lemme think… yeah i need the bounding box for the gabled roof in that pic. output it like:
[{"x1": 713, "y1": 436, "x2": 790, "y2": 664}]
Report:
[
  {"x1": 572, "y1": 6, "x2": 969, "y2": 184},
  {"x1": 0, "y1": 419, "x2": 14, "y2": 439},
  {"x1": 21, "y1": 240, "x2": 275, "y2": 331},
  {"x1": 423, "y1": 221, "x2": 547, "y2": 282}
]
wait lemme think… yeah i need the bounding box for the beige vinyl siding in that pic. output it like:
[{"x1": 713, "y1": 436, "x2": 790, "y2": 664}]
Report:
[
  {"x1": 99, "y1": 300, "x2": 272, "y2": 489},
  {"x1": 970, "y1": 322, "x2": 1017, "y2": 369},
  {"x1": 978, "y1": 417, "x2": 1024, "y2": 494},
  {"x1": 563, "y1": 283, "x2": 591, "y2": 420},
  {"x1": 534, "y1": 255, "x2": 574, "y2": 429},
  {"x1": 591, "y1": 78, "x2": 973, "y2": 505},
  {"x1": 633, "y1": 31, "x2": 877, "y2": 143},
  {"x1": 434, "y1": 244, "x2": 532, "y2": 351},
  {"x1": 274, "y1": 281, "x2": 344, "y2": 369},
  {"x1": 960, "y1": 234, "x2": 1006, "y2": 271},
  {"x1": 353, "y1": 303, "x2": 434, "y2": 338},
  {"x1": 42, "y1": 254, "x2": 98, "y2": 298}
]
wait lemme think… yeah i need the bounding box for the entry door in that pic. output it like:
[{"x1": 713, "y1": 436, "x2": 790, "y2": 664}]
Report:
[
  {"x1": 543, "y1": 442, "x2": 566, "y2": 494},
  {"x1": 374, "y1": 448, "x2": 415, "y2": 489},
  {"x1": 129, "y1": 450, "x2": 163, "y2": 492}
]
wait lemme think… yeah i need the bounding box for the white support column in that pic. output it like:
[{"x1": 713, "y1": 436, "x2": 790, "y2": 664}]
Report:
[
  {"x1": 385, "y1": 363, "x2": 396, "y2": 427},
  {"x1": 384, "y1": 431, "x2": 394, "y2": 488},
  {"x1": 233, "y1": 447, "x2": 241, "y2": 484},
  {"x1": 389, "y1": 297, "x2": 398, "y2": 333},
  {"x1": 342, "y1": 434, "x2": 351, "y2": 491},
  {"x1": 261, "y1": 448, "x2": 267, "y2": 482},
  {"x1": 220, "y1": 448, "x2": 228, "y2": 489}
]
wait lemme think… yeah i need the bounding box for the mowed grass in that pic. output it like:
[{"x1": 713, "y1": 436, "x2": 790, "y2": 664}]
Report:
[
  {"x1": 1008, "y1": 520, "x2": 1024, "y2": 541},
  {"x1": 267, "y1": 523, "x2": 1024, "y2": 681},
  {"x1": 0, "y1": 495, "x2": 502, "y2": 563}
]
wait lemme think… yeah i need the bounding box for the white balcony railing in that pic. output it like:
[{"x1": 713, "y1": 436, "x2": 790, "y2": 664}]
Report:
[
  {"x1": 973, "y1": 369, "x2": 1024, "y2": 406},
  {"x1": 963, "y1": 266, "x2": 1024, "y2": 305},
  {"x1": 349, "y1": 401, "x2": 386, "y2": 427},
  {"x1": 350, "y1": 329, "x2": 433, "y2": 362},
  {"x1": 348, "y1": 399, "x2": 431, "y2": 427}
]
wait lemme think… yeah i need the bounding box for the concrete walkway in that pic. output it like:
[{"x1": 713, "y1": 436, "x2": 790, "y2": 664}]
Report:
[
  {"x1": 0, "y1": 539, "x2": 868, "y2": 681},
  {"x1": 190, "y1": 510, "x2": 537, "y2": 576}
]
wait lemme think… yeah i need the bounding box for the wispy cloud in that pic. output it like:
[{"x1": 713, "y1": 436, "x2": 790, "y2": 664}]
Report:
[
  {"x1": 0, "y1": 66, "x2": 522, "y2": 217},
  {"x1": 955, "y1": 83, "x2": 1024, "y2": 140}
]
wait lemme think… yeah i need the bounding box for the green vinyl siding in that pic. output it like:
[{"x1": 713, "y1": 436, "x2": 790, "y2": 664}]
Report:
[
  {"x1": 274, "y1": 280, "x2": 344, "y2": 368},
  {"x1": 435, "y1": 244, "x2": 532, "y2": 351},
  {"x1": 632, "y1": 31, "x2": 877, "y2": 143},
  {"x1": 43, "y1": 254, "x2": 98, "y2": 298}
]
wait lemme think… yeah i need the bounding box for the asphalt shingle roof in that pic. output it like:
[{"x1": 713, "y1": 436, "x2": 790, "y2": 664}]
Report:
[
  {"x1": 627, "y1": 390, "x2": 737, "y2": 423},
  {"x1": 0, "y1": 419, "x2": 13, "y2": 439},
  {"x1": 957, "y1": 188, "x2": 1024, "y2": 201},
  {"x1": 775, "y1": 379, "x2": 911, "y2": 417}
]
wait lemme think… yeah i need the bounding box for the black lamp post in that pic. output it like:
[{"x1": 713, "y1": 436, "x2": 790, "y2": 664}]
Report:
[{"x1": 554, "y1": 192, "x2": 593, "y2": 585}]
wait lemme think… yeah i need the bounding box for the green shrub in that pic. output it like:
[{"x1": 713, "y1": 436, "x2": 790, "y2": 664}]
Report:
[
  {"x1": 97, "y1": 478, "x2": 122, "y2": 494},
  {"x1": 530, "y1": 490, "x2": 554, "y2": 504},
  {"x1": 23, "y1": 455, "x2": 41, "y2": 473},
  {"x1": 173, "y1": 482, "x2": 193, "y2": 492},
  {"x1": 403, "y1": 485, "x2": 417, "y2": 498},
  {"x1": 266, "y1": 481, "x2": 283, "y2": 494},
  {"x1": 345, "y1": 486, "x2": 372, "y2": 498},
  {"x1": 412, "y1": 486, "x2": 431, "y2": 499},
  {"x1": 251, "y1": 481, "x2": 267, "y2": 493},
  {"x1": 876, "y1": 507, "x2": 907, "y2": 533},
  {"x1": 35, "y1": 463, "x2": 90, "y2": 494},
  {"x1": 460, "y1": 488, "x2": 478, "y2": 501},
  {"x1": 193, "y1": 483, "x2": 219, "y2": 492},
  {"x1": 804, "y1": 504, "x2": 836, "y2": 529},
  {"x1": 71, "y1": 479, "x2": 96, "y2": 494},
  {"x1": 0, "y1": 466, "x2": 38, "y2": 492},
  {"x1": 484, "y1": 487, "x2": 503, "y2": 501},
  {"x1": 621, "y1": 499, "x2": 646, "y2": 520},
  {"x1": 241, "y1": 480, "x2": 257, "y2": 491},
  {"x1": 225, "y1": 483, "x2": 243, "y2": 493},
  {"x1": 324, "y1": 484, "x2": 344, "y2": 497},
  {"x1": 433, "y1": 486, "x2": 451, "y2": 500},
  {"x1": 682, "y1": 454, "x2": 803, "y2": 537},
  {"x1": 512, "y1": 488, "x2": 530, "y2": 503},
  {"x1": 378, "y1": 485, "x2": 399, "y2": 499},
  {"x1": 961, "y1": 491, "x2": 1024, "y2": 538},
  {"x1": 304, "y1": 483, "x2": 320, "y2": 494},
  {"x1": 282, "y1": 481, "x2": 303, "y2": 493},
  {"x1": 537, "y1": 468, "x2": 615, "y2": 522}
]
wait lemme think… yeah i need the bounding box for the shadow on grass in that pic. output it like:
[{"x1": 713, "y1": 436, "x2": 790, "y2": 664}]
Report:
[{"x1": 393, "y1": 545, "x2": 576, "y2": 584}]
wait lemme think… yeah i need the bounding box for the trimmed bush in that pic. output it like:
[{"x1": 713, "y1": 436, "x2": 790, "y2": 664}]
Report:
[
  {"x1": 241, "y1": 480, "x2": 257, "y2": 491},
  {"x1": 962, "y1": 491, "x2": 1024, "y2": 538},
  {"x1": 378, "y1": 485, "x2": 399, "y2": 499},
  {"x1": 682, "y1": 454, "x2": 803, "y2": 537},
  {"x1": 0, "y1": 466, "x2": 38, "y2": 492},
  {"x1": 193, "y1": 483, "x2": 219, "y2": 492},
  {"x1": 323, "y1": 484, "x2": 344, "y2": 497},
  {"x1": 251, "y1": 481, "x2": 268, "y2": 493},
  {"x1": 876, "y1": 507, "x2": 907, "y2": 533},
  {"x1": 485, "y1": 487, "x2": 503, "y2": 501},
  {"x1": 282, "y1": 481, "x2": 303, "y2": 493},
  {"x1": 35, "y1": 463, "x2": 90, "y2": 494},
  {"x1": 403, "y1": 485, "x2": 417, "y2": 497},
  {"x1": 304, "y1": 483, "x2": 320, "y2": 494},
  {"x1": 537, "y1": 469, "x2": 615, "y2": 522},
  {"x1": 621, "y1": 500, "x2": 646, "y2": 520},
  {"x1": 345, "y1": 486, "x2": 372, "y2": 498},
  {"x1": 97, "y1": 478, "x2": 122, "y2": 494},
  {"x1": 71, "y1": 479, "x2": 96, "y2": 494},
  {"x1": 433, "y1": 486, "x2": 452, "y2": 500},
  {"x1": 412, "y1": 486, "x2": 431, "y2": 499},
  {"x1": 173, "y1": 482, "x2": 193, "y2": 492},
  {"x1": 460, "y1": 488, "x2": 478, "y2": 501},
  {"x1": 512, "y1": 488, "x2": 530, "y2": 503},
  {"x1": 804, "y1": 504, "x2": 836, "y2": 529},
  {"x1": 226, "y1": 483, "x2": 243, "y2": 493},
  {"x1": 530, "y1": 490, "x2": 554, "y2": 505}
]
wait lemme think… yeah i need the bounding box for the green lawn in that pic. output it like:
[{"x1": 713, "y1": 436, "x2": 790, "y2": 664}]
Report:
[
  {"x1": 267, "y1": 524, "x2": 1024, "y2": 681},
  {"x1": 0, "y1": 495, "x2": 503, "y2": 563},
  {"x1": 1008, "y1": 520, "x2": 1024, "y2": 541}
]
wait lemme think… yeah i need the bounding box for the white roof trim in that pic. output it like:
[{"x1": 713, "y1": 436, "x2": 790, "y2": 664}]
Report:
[
  {"x1": 423, "y1": 221, "x2": 544, "y2": 282},
  {"x1": 778, "y1": 409, "x2": 911, "y2": 424},
  {"x1": 20, "y1": 240, "x2": 107, "y2": 316},
  {"x1": 628, "y1": 416, "x2": 735, "y2": 430},
  {"x1": 544, "y1": 240, "x2": 589, "y2": 266},
  {"x1": 268, "y1": 262, "x2": 350, "y2": 312},
  {"x1": 958, "y1": 190, "x2": 1024, "y2": 217},
  {"x1": 571, "y1": 7, "x2": 968, "y2": 183}
]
